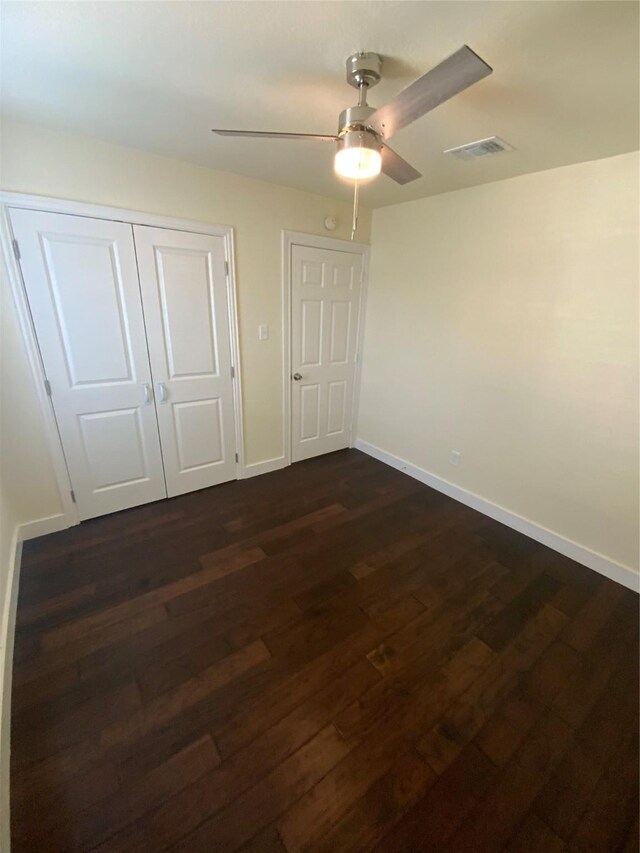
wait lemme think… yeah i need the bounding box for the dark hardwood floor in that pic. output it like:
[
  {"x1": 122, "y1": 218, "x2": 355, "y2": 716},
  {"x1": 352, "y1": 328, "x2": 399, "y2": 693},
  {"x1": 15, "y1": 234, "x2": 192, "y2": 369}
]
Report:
[{"x1": 11, "y1": 449, "x2": 639, "y2": 852}]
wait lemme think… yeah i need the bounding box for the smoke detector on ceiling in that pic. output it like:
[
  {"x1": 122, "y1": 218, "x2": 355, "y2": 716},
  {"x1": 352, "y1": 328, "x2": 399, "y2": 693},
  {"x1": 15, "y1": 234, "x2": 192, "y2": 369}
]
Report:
[{"x1": 444, "y1": 136, "x2": 514, "y2": 160}]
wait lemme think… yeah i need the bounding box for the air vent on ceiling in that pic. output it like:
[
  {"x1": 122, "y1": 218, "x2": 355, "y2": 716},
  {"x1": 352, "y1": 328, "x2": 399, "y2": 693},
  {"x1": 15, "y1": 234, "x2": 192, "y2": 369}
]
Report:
[{"x1": 444, "y1": 136, "x2": 514, "y2": 160}]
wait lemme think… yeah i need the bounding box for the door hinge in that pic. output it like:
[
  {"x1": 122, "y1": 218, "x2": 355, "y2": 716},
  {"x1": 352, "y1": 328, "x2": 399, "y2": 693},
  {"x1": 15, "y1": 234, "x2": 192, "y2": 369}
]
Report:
[
  {"x1": 11, "y1": 238, "x2": 20, "y2": 262},
  {"x1": 235, "y1": 453, "x2": 239, "y2": 463},
  {"x1": 224, "y1": 261, "x2": 229, "y2": 277},
  {"x1": 44, "y1": 379, "x2": 52, "y2": 396},
  {"x1": 230, "y1": 365, "x2": 235, "y2": 379},
  {"x1": 70, "y1": 490, "x2": 76, "y2": 503}
]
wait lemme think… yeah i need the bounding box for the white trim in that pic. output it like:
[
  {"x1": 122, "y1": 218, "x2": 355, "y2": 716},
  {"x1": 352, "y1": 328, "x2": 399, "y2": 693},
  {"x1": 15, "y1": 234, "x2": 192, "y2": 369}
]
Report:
[
  {"x1": 1, "y1": 191, "x2": 246, "y2": 518},
  {"x1": 1, "y1": 529, "x2": 23, "y2": 851},
  {"x1": 355, "y1": 438, "x2": 640, "y2": 593},
  {"x1": 350, "y1": 248, "x2": 370, "y2": 447},
  {"x1": 222, "y1": 227, "x2": 245, "y2": 477},
  {"x1": 281, "y1": 230, "x2": 370, "y2": 467},
  {"x1": 0, "y1": 191, "x2": 232, "y2": 238},
  {"x1": 281, "y1": 232, "x2": 292, "y2": 467},
  {"x1": 241, "y1": 456, "x2": 286, "y2": 479},
  {"x1": 18, "y1": 513, "x2": 70, "y2": 542},
  {"x1": 282, "y1": 230, "x2": 369, "y2": 253}
]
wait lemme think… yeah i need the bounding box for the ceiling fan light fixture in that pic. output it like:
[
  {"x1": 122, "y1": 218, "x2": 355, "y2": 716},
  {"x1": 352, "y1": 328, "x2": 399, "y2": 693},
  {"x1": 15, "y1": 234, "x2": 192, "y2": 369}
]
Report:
[
  {"x1": 334, "y1": 145, "x2": 382, "y2": 180},
  {"x1": 334, "y1": 128, "x2": 382, "y2": 180}
]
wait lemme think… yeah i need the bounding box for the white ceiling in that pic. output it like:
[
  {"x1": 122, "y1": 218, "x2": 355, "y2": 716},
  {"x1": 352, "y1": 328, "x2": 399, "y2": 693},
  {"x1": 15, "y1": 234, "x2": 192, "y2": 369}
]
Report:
[{"x1": 1, "y1": 1, "x2": 638, "y2": 208}]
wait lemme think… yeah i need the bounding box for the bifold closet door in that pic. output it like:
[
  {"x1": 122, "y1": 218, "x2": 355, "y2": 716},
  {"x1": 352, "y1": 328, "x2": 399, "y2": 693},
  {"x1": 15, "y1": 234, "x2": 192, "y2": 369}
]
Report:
[
  {"x1": 133, "y1": 226, "x2": 238, "y2": 496},
  {"x1": 9, "y1": 208, "x2": 166, "y2": 520}
]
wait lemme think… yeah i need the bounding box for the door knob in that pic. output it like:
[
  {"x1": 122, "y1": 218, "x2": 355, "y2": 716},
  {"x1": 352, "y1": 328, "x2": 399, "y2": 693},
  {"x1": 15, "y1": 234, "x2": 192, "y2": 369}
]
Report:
[
  {"x1": 157, "y1": 381, "x2": 167, "y2": 402},
  {"x1": 292, "y1": 373, "x2": 302, "y2": 381},
  {"x1": 142, "y1": 383, "x2": 153, "y2": 405}
]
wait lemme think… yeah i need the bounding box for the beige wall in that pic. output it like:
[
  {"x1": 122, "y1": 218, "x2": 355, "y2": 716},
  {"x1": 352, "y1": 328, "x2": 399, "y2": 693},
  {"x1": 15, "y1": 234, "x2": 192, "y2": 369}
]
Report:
[
  {"x1": 0, "y1": 255, "x2": 29, "y2": 851},
  {"x1": 1, "y1": 262, "x2": 63, "y2": 525},
  {"x1": 1, "y1": 252, "x2": 60, "y2": 833},
  {"x1": 0, "y1": 119, "x2": 371, "y2": 522},
  {"x1": 2, "y1": 119, "x2": 637, "y2": 574},
  {"x1": 358, "y1": 151, "x2": 639, "y2": 572},
  {"x1": 0, "y1": 476, "x2": 17, "y2": 853}
]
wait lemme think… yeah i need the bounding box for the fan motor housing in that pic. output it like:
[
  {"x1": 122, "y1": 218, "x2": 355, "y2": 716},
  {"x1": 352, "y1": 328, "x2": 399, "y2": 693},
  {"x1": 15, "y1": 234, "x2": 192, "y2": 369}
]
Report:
[
  {"x1": 338, "y1": 128, "x2": 381, "y2": 155},
  {"x1": 338, "y1": 105, "x2": 377, "y2": 137}
]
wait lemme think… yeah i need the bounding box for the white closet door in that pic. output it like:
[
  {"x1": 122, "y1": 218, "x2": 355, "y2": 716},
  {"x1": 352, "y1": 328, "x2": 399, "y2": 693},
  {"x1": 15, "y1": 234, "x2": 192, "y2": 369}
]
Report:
[
  {"x1": 133, "y1": 226, "x2": 237, "y2": 497},
  {"x1": 9, "y1": 208, "x2": 166, "y2": 520},
  {"x1": 290, "y1": 244, "x2": 363, "y2": 463}
]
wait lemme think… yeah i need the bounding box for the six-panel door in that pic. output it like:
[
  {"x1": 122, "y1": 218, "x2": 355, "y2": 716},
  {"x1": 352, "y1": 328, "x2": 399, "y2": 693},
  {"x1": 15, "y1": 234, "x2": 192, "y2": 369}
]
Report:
[
  {"x1": 290, "y1": 244, "x2": 363, "y2": 463},
  {"x1": 10, "y1": 208, "x2": 167, "y2": 520},
  {"x1": 134, "y1": 226, "x2": 238, "y2": 496}
]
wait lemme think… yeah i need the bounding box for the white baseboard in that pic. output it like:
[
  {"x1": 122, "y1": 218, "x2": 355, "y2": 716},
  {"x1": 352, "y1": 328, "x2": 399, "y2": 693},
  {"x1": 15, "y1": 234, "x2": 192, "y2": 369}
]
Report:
[
  {"x1": 241, "y1": 456, "x2": 287, "y2": 479},
  {"x1": 18, "y1": 513, "x2": 70, "y2": 541},
  {"x1": 355, "y1": 438, "x2": 639, "y2": 593},
  {"x1": 1, "y1": 528, "x2": 23, "y2": 851}
]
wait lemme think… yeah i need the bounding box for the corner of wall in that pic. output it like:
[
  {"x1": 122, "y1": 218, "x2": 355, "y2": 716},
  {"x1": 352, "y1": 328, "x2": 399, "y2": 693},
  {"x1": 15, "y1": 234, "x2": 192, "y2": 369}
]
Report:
[
  {"x1": 0, "y1": 522, "x2": 23, "y2": 853},
  {"x1": 356, "y1": 437, "x2": 640, "y2": 593}
]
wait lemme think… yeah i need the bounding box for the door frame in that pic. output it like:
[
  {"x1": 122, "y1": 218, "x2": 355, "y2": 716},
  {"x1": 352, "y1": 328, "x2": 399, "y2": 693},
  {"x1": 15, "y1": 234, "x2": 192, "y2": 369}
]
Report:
[
  {"x1": 281, "y1": 230, "x2": 370, "y2": 468},
  {"x1": 0, "y1": 191, "x2": 245, "y2": 535}
]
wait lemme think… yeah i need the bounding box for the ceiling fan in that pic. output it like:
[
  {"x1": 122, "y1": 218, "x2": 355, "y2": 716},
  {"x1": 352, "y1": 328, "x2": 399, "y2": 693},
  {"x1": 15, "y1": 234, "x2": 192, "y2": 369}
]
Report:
[
  {"x1": 213, "y1": 46, "x2": 492, "y2": 183},
  {"x1": 212, "y1": 45, "x2": 492, "y2": 234}
]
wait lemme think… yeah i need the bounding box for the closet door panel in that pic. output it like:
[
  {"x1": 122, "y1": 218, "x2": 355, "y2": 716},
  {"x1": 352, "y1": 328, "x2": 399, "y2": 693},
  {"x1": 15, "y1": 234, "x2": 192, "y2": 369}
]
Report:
[
  {"x1": 134, "y1": 226, "x2": 237, "y2": 496},
  {"x1": 9, "y1": 208, "x2": 167, "y2": 520}
]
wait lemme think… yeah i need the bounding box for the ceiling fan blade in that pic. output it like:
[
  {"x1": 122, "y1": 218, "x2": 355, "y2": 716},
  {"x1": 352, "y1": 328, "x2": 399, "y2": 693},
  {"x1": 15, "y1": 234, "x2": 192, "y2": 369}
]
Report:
[
  {"x1": 368, "y1": 45, "x2": 492, "y2": 140},
  {"x1": 212, "y1": 129, "x2": 339, "y2": 142},
  {"x1": 381, "y1": 145, "x2": 422, "y2": 184}
]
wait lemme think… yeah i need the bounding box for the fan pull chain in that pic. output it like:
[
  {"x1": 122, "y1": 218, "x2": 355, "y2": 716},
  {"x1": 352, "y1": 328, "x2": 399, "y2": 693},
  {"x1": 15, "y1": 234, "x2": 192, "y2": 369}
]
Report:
[
  {"x1": 351, "y1": 129, "x2": 364, "y2": 241},
  {"x1": 351, "y1": 178, "x2": 360, "y2": 241}
]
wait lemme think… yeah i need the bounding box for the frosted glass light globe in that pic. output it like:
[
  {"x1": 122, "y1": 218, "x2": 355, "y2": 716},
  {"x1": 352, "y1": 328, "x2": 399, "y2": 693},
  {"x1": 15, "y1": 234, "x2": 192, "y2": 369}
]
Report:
[{"x1": 334, "y1": 146, "x2": 382, "y2": 180}]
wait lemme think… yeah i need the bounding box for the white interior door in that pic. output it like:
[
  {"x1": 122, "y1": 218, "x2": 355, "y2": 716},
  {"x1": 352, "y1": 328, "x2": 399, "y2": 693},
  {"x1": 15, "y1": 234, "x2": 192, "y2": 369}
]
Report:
[
  {"x1": 10, "y1": 208, "x2": 166, "y2": 520},
  {"x1": 134, "y1": 226, "x2": 237, "y2": 496},
  {"x1": 290, "y1": 243, "x2": 363, "y2": 463}
]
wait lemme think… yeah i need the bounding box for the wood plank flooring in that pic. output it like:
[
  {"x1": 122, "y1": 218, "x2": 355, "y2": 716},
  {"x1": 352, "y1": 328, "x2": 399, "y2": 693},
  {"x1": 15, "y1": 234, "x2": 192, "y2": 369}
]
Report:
[{"x1": 11, "y1": 449, "x2": 639, "y2": 852}]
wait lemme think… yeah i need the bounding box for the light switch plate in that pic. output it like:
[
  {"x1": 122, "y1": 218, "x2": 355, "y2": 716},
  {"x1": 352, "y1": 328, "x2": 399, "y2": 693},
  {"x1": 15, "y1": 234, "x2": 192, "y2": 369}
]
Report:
[{"x1": 258, "y1": 324, "x2": 269, "y2": 341}]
